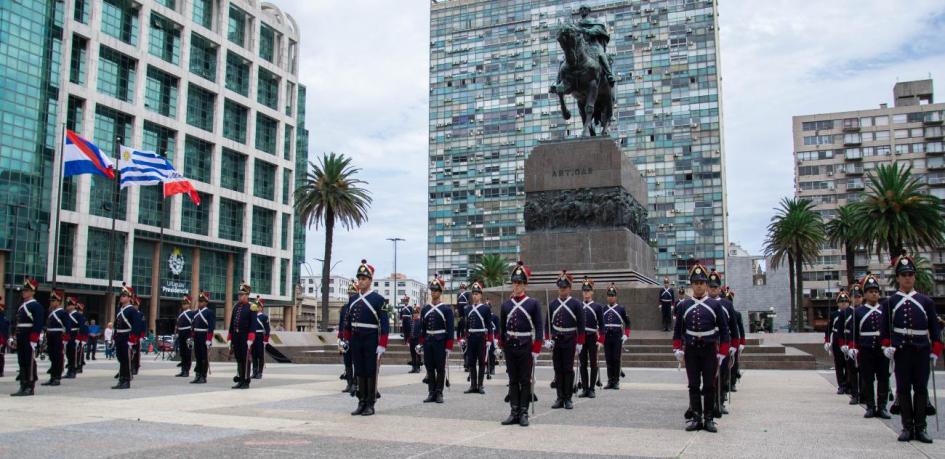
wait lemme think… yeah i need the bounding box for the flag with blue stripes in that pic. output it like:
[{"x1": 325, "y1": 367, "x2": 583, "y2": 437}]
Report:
[{"x1": 117, "y1": 146, "x2": 174, "y2": 188}]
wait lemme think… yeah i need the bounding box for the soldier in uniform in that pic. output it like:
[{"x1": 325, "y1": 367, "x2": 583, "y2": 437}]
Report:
[
  {"x1": 726, "y1": 289, "x2": 746, "y2": 392},
  {"x1": 190, "y1": 291, "x2": 214, "y2": 384},
  {"x1": 456, "y1": 283, "x2": 469, "y2": 372},
  {"x1": 407, "y1": 305, "x2": 422, "y2": 373},
  {"x1": 546, "y1": 270, "x2": 585, "y2": 409},
  {"x1": 499, "y1": 261, "x2": 543, "y2": 427},
  {"x1": 11, "y1": 278, "x2": 44, "y2": 396},
  {"x1": 848, "y1": 274, "x2": 891, "y2": 419},
  {"x1": 462, "y1": 281, "x2": 492, "y2": 394},
  {"x1": 577, "y1": 277, "x2": 604, "y2": 398},
  {"x1": 0, "y1": 297, "x2": 8, "y2": 378},
  {"x1": 342, "y1": 260, "x2": 388, "y2": 416},
  {"x1": 42, "y1": 289, "x2": 66, "y2": 386},
  {"x1": 602, "y1": 283, "x2": 630, "y2": 390},
  {"x1": 673, "y1": 264, "x2": 731, "y2": 433},
  {"x1": 131, "y1": 295, "x2": 145, "y2": 376},
  {"x1": 826, "y1": 290, "x2": 850, "y2": 395},
  {"x1": 659, "y1": 277, "x2": 675, "y2": 332},
  {"x1": 418, "y1": 276, "x2": 455, "y2": 403},
  {"x1": 399, "y1": 295, "x2": 413, "y2": 363},
  {"x1": 843, "y1": 286, "x2": 863, "y2": 405},
  {"x1": 228, "y1": 281, "x2": 258, "y2": 389},
  {"x1": 65, "y1": 296, "x2": 85, "y2": 379},
  {"x1": 76, "y1": 302, "x2": 89, "y2": 373},
  {"x1": 175, "y1": 296, "x2": 195, "y2": 378},
  {"x1": 883, "y1": 255, "x2": 942, "y2": 443},
  {"x1": 488, "y1": 307, "x2": 499, "y2": 377},
  {"x1": 338, "y1": 283, "x2": 358, "y2": 393},
  {"x1": 251, "y1": 296, "x2": 271, "y2": 379},
  {"x1": 112, "y1": 283, "x2": 140, "y2": 390},
  {"x1": 708, "y1": 270, "x2": 740, "y2": 415}
]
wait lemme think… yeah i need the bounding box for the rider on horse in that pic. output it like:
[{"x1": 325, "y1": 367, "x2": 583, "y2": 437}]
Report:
[{"x1": 576, "y1": 6, "x2": 615, "y2": 86}]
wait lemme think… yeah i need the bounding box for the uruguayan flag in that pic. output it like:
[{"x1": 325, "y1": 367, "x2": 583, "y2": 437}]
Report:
[{"x1": 116, "y1": 146, "x2": 173, "y2": 188}]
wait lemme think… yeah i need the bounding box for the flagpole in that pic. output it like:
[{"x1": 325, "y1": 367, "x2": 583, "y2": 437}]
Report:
[
  {"x1": 51, "y1": 123, "x2": 67, "y2": 290},
  {"x1": 106, "y1": 136, "x2": 122, "y2": 314}
]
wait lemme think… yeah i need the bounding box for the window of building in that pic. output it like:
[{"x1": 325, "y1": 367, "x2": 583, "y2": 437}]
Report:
[
  {"x1": 189, "y1": 33, "x2": 217, "y2": 82},
  {"x1": 149, "y1": 13, "x2": 181, "y2": 65},
  {"x1": 874, "y1": 115, "x2": 889, "y2": 126},
  {"x1": 138, "y1": 184, "x2": 171, "y2": 228},
  {"x1": 285, "y1": 82, "x2": 295, "y2": 116},
  {"x1": 251, "y1": 254, "x2": 273, "y2": 295},
  {"x1": 859, "y1": 116, "x2": 874, "y2": 128},
  {"x1": 283, "y1": 125, "x2": 294, "y2": 160},
  {"x1": 254, "y1": 159, "x2": 276, "y2": 200},
  {"x1": 257, "y1": 68, "x2": 279, "y2": 109},
  {"x1": 86, "y1": 228, "x2": 126, "y2": 280},
  {"x1": 224, "y1": 51, "x2": 250, "y2": 96},
  {"x1": 802, "y1": 134, "x2": 836, "y2": 146},
  {"x1": 91, "y1": 105, "x2": 131, "y2": 219},
  {"x1": 281, "y1": 258, "x2": 289, "y2": 296},
  {"x1": 281, "y1": 213, "x2": 290, "y2": 250},
  {"x1": 874, "y1": 130, "x2": 890, "y2": 141},
  {"x1": 144, "y1": 66, "x2": 178, "y2": 118},
  {"x1": 218, "y1": 198, "x2": 244, "y2": 242},
  {"x1": 220, "y1": 147, "x2": 246, "y2": 192},
  {"x1": 255, "y1": 113, "x2": 278, "y2": 154},
  {"x1": 184, "y1": 135, "x2": 213, "y2": 183},
  {"x1": 259, "y1": 24, "x2": 276, "y2": 63},
  {"x1": 192, "y1": 0, "x2": 213, "y2": 30},
  {"x1": 186, "y1": 84, "x2": 215, "y2": 132},
  {"x1": 97, "y1": 46, "x2": 137, "y2": 103},
  {"x1": 894, "y1": 129, "x2": 909, "y2": 139},
  {"x1": 222, "y1": 99, "x2": 248, "y2": 143},
  {"x1": 142, "y1": 121, "x2": 176, "y2": 160},
  {"x1": 155, "y1": 0, "x2": 175, "y2": 9},
  {"x1": 893, "y1": 114, "x2": 907, "y2": 124},
  {"x1": 200, "y1": 250, "x2": 232, "y2": 302},
  {"x1": 56, "y1": 222, "x2": 76, "y2": 276},
  {"x1": 101, "y1": 0, "x2": 139, "y2": 46},
  {"x1": 801, "y1": 120, "x2": 834, "y2": 131},
  {"x1": 181, "y1": 192, "x2": 211, "y2": 235},
  {"x1": 69, "y1": 35, "x2": 87, "y2": 85},
  {"x1": 227, "y1": 5, "x2": 247, "y2": 47},
  {"x1": 282, "y1": 168, "x2": 291, "y2": 205},
  {"x1": 74, "y1": 0, "x2": 89, "y2": 23}
]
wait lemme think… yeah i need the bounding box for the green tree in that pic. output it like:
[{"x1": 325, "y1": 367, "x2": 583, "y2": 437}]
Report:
[
  {"x1": 826, "y1": 204, "x2": 864, "y2": 287},
  {"x1": 468, "y1": 254, "x2": 510, "y2": 288},
  {"x1": 851, "y1": 163, "x2": 945, "y2": 262},
  {"x1": 295, "y1": 153, "x2": 372, "y2": 331},
  {"x1": 764, "y1": 198, "x2": 825, "y2": 331},
  {"x1": 913, "y1": 255, "x2": 936, "y2": 295}
]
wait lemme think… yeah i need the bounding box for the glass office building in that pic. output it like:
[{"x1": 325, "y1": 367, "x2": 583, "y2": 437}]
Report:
[
  {"x1": 0, "y1": 0, "x2": 307, "y2": 333},
  {"x1": 429, "y1": 0, "x2": 728, "y2": 285}
]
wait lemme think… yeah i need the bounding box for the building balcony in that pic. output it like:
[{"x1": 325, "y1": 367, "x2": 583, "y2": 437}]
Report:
[
  {"x1": 925, "y1": 127, "x2": 944, "y2": 139},
  {"x1": 845, "y1": 166, "x2": 863, "y2": 175},
  {"x1": 928, "y1": 175, "x2": 945, "y2": 186},
  {"x1": 842, "y1": 118, "x2": 860, "y2": 131},
  {"x1": 843, "y1": 134, "x2": 862, "y2": 145},
  {"x1": 928, "y1": 158, "x2": 945, "y2": 170},
  {"x1": 924, "y1": 111, "x2": 944, "y2": 125},
  {"x1": 846, "y1": 179, "x2": 865, "y2": 190}
]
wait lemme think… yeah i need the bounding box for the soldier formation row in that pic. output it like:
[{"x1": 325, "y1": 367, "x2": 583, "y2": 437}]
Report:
[{"x1": 824, "y1": 255, "x2": 943, "y2": 444}]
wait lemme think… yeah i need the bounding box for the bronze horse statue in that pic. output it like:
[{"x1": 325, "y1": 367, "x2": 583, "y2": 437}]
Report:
[{"x1": 549, "y1": 23, "x2": 614, "y2": 137}]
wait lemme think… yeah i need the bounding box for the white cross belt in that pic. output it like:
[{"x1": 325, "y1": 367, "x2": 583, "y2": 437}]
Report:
[
  {"x1": 467, "y1": 328, "x2": 487, "y2": 333},
  {"x1": 893, "y1": 327, "x2": 928, "y2": 336},
  {"x1": 686, "y1": 328, "x2": 718, "y2": 337},
  {"x1": 352, "y1": 322, "x2": 378, "y2": 329},
  {"x1": 859, "y1": 331, "x2": 880, "y2": 336},
  {"x1": 508, "y1": 331, "x2": 533, "y2": 337},
  {"x1": 553, "y1": 326, "x2": 577, "y2": 332}
]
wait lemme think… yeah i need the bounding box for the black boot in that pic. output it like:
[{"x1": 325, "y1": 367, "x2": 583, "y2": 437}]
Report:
[
  {"x1": 863, "y1": 407, "x2": 876, "y2": 418},
  {"x1": 519, "y1": 385, "x2": 531, "y2": 426},
  {"x1": 898, "y1": 392, "x2": 914, "y2": 442},
  {"x1": 915, "y1": 429, "x2": 933, "y2": 444},
  {"x1": 685, "y1": 414, "x2": 703, "y2": 431},
  {"x1": 351, "y1": 377, "x2": 367, "y2": 416},
  {"x1": 361, "y1": 377, "x2": 376, "y2": 416},
  {"x1": 914, "y1": 391, "x2": 932, "y2": 443},
  {"x1": 435, "y1": 390, "x2": 444, "y2": 404},
  {"x1": 588, "y1": 368, "x2": 598, "y2": 398},
  {"x1": 64, "y1": 370, "x2": 76, "y2": 379},
  {"x1": 501, "y1": 407, "x2": 519, "y2": 425},
  {"x1": 563, "y1": 373, "x2": 574, "y2": 409},
  {"x1": 111, "y1": 380, "x2": 130, "y2": 390},
  {"x1": 876, "y1": 396, "x2": 892, "y2": 419},
  {"x1": 703, "y1": 416, "x2": 718, "y2": 433},
  {"x1": 175, "y1": 369, "x2": 187, "y2": 377},
  {"x1": 502, "y1": 384, "x2": 520, "y2": 425},
  {"x1": 41, "y1": 379, "x2": 60, "y2": 386},
  {"x1": 477, "y1": 368, "x2": 486, "y2": 394}
]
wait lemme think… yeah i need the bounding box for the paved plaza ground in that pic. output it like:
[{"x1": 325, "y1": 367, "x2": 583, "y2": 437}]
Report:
[{"x1": 1, "y1": 355, "x2": 944, "y2": 458}]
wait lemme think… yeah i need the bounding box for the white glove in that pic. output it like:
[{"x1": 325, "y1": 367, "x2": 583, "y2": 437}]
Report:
[
  {"x1": 6, "y1": 338, "x2": 12, "y2": 348},
  {"x1": 446, "y1": 349, "x2": 451, "y2": 359},
  {"x1": 883, "y1": 346, "x2": 895, "y2": 359},
  {"x1": 459, "y1": 339, "x2": 466, "y2": 347},
  {"x1": 728, "y1": 346, "x2": 737, "y2": 356},
  {"x1": 376, "y1": 345, "x2": 386, "y2": 355},
  {"x1": 415, "y1": 344, "x2": 423, "y2": 354},
  {"x1": 544, "y1": 339, "x2": 555, "y2": 350},
  {"x1": 30, "y1": 342, "x2": 37, "y2": 351},
  {"x1": 840, "y1": 345, "x2": 849, "y2": 354},
  {"x1": 246, "y1": 340, "x2": 253, "y2": 347},
  {"x1": 716, "y1": 354, "x2": 725, "y2": 366},
  {"x1": 531, "y1": 351, "x2": 539, "y2": 359},
  {"x1": 849, "y1": 348, "x2": 858, "y2": 360},
  {"x1": 621, "y1": 334, "x2": 628, "y2": 343},
  {"x1": 932, "y1": 353, "x2": 939, "y2": 365},
  {"x1": 576, "y1": 344, "x2": 583, "y2": 354},
  {"x1": 674, "y1": 349, "x2": 685, "y2": 362},
  {"x1": 205, "y1": 340, "x2": 212, "y2": 348},
  {"x1": 823, "y1": 342, "x2": 831, "y2": 353},
  {"x1": 738, "y1": 344, "x2": 745, "y2": 353}
]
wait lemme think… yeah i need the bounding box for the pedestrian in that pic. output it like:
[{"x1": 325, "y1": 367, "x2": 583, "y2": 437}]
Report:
[
  {"x1": 190, "y1": 291, "x2": 214, "y2": 384},
  {"x1": 228, "y1": 281, "x2": 258, "y2": 389},
  {"x1": 86, "y1": 319, "x2": 100, "y2": 361},
  {"x1": 884, "y1": 255, "x2": 942, "y2": 444},
  {"x1": 104, "y1": 322, "x2": 114, "y2": 360},
  {"x1": 112, "y1": 284, "x2": 142, "y2": 390},
  {"x1": 42, "y1": 289, "x2": 67, "y2": 386},
  {"x1": 673, "y1": 264, "x2": 730, "y2": 433},
  {"x1": 419, "y1": 275, "x2": 454, "y2": 403},
  {"x1": 175, "y1": 295, "x2": 195, "y2": 378},
  {"x1": 578, "y1": 277, "x2": 604, "y2": 398},
  {"x1": 462, "y1": 281, "x2": 492, "y2": 395},
  {"x1": 342, "y1": 260, "x2": 388, "y2": 416},
  {"x1": 602, "y1": 283, "x2": 630, "y2": 390},
  {"x1": 546, "y1": 270, "x2": 584, "y2": 409},
  {"x1": 251, "y1": 296, "x2": 271, "y2": 379},
  {"x1": 849, "y1": 274, "x2": 891, "y2": 419},
  {"x1": 11, "y1": 277, "x2": 44, "y2": 396},
  {"x1": 499, "y1": 261, "x2": 543, "y2": 427},
  {"x1": 659, "y1": 277, "x2": 675, "y2": 332}
]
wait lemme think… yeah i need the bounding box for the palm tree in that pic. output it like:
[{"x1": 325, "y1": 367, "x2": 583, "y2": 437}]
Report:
[
  {"x1": 851, "y1": 163, "x2": 945, "y2": 263},
  {"x1": 826, "y1": 204, "x2": 863, "y2": 287},
  {"x1": 468, "y1": 254, "x2": 510, "y2": 288},
  {"x1": 913, "y1": 255, "x2": 936, "y2": 295},
  {"x1": 295, "y1": 153, "x2": 372, "y2": 331},
  {"x1": 764, "y1": 198, "x2": 826, "y2": 332}
]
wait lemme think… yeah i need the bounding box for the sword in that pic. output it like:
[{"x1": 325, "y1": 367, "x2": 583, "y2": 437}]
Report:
[
  {"x1": 445, "y1": 348, "x2": 451, "y2": 390},
  {"x1": 531, "y1": 353, "x2": 537, "y2": 415},
  {"x1": 933, "y1": 359, "x2": 940, "y2": 431}
]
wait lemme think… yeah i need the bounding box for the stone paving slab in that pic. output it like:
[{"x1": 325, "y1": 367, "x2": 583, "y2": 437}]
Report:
[{"x1": 1, "y1": 355, "x2": 943, "y2": 458}]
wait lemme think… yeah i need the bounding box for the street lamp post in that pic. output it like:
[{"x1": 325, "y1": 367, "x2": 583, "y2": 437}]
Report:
[
  {"x1": 315, "y1": 257, "x2": 342, "y2": 331},
  {"x1": 386, "y1": 237, "x2": 404, "y2": 296}
]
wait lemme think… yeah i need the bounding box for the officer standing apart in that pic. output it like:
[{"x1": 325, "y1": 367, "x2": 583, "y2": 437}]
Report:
[
  {"x1": 659, "y1": 277, "x2": 675, "y2": 332},
  {"x1": 456, "y1": 283, "x2": 469, "y2": 372},
  {"x1": 131, "y1": 295, "x2": 145, "y2": 375},
  {"x1": 708, "y1": 270, "x2": 740, "y2": 415},
  {"x1": 337, "y1": 283, "x2": 358, "y2": 393},
  {"x1": 112, "y1": 284, "x2": 141, "y2": 390},
  {"x1": 726, "y1": 289, "x2": 746, "y2": 392},
  {"x1": 673, "y1": 264, "x2": 731, "y2": 433},
  {"x1": 578, "y1": 277, "x2": 604, "y2": 398},
  {"x1": 11, "y1": 278, "x2": 44, "y2": 396},
  {"x1": 499, "y1": 261, "x2": 543, "y2": 427},
  {"x1": 419, "y1": 276, "x2": 455, "y2": 403},
  {"x1": 602, "y1": 283, "x2": 631, "y2": 390},
  {"x1": 191, "y1": 291, "x2": 214, "y2": 384},
  {"x1": 342, "y1": 260, "x2": 389, "y2": 416},
  {"x1": 407, "y1": 305, "x2": 422, "y2": 374},
  {"x1": 228, "y1": 282, "x2": 258, "y2": 389},
  {"x1": 849, "y1": 274, "x2": 891, "y2": 419},
  {"x1": 43, "y1": 289, "x2": 67, "y2": 386},
  {"x1": 175, "y1": 295, "x2": 195, "y2": 378},
  {"x1": 65, "y1": 296, "x2": 85, "y2": 379},
  {"x1": 463, "y1": 281, "x2": 492, "y2": 394},
  {"x1": 399, "y1": 295, "x2": 413, "y2": 361},
  {"x1": 883, "y1": 255, "x2": 942, "y2": 443},
  {"x1": 251, "y1": 296, "x2": 271, "y2": 379},
  {"x1": 826, "y1": 290, "x2": 850, "y2": 395},
  {"x1": 546, "y1": 270, "x2": 585, "y2": 409},
  {"x1": 845, "y1": 283, "x2": 865, "y2": 405}
]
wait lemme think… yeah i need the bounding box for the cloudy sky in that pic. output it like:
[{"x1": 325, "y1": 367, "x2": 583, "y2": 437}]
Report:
[{"x1": 276, "y1": 0, "x2": 945, "y2": 282}]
